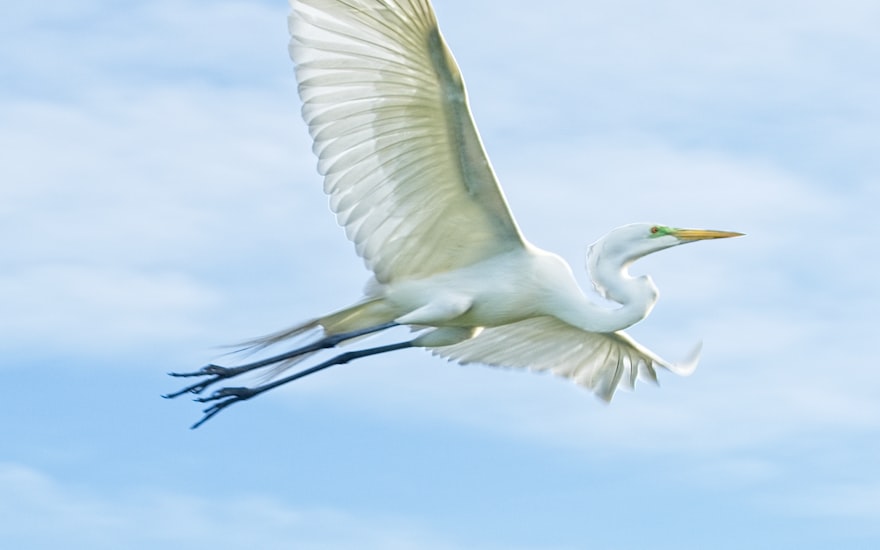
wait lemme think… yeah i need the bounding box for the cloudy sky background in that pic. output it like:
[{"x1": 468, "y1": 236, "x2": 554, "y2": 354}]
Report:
[{"x1": 3, "y1": 0, "x2": 879, "y2": 548}]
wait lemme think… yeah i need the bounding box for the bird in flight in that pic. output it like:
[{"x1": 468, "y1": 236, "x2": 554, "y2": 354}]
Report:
[{"x1": 166, "y1": 0, "x2": 742, "y2": 428}]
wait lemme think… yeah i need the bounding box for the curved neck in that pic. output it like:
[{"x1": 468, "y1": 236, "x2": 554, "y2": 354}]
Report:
[
  {"x1": 591, "y1": 240, "x2": 659, "y2": 327},
  {"x1": 555, "y1": 244, "x2": 659, "y2": 333}
]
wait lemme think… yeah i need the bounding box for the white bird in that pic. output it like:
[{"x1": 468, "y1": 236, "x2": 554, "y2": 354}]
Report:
[{"x1": 166, "y1": 0, "x2": 742, "y2": 428}]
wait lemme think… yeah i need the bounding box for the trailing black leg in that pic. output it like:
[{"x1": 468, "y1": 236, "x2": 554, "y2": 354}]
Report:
[
  {"x1": 189, "y1": 340, "x2": 415, "y2": 429},
  {"x1": 163, "y1": 322, "x2": 398, "y2": 399}
]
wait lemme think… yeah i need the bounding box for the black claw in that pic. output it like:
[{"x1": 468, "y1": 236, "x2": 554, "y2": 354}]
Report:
[
  {"x1": 164, "y1": 364, "x2": 250, "y2": 400},
  {"x1": 162, "y1": 377, "x2": 221, "y2": 399},
  {"x1": 190, "y1": 407, "x2": 224, "y2": 430},
  {"x1": 195, "y1": 386, "x2": 255, "y2": 403},
  {"x1": 171, "y1": 324, "x2": 410, "y2": 428},
  {"x1": 201, "y1": 365, "x2": 238, "y2": 376},
  {"x1": 164, "y1": 362, "x2": 264, "y2": 427},
  {"x1": 167, "y1": 364, "x2": 231, "y2": 378},
  {"x1": 188, "y1": 386, "x2": 258, "y2": 429}
]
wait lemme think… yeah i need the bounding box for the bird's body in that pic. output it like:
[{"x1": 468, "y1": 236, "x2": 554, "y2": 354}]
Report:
[
  {"x1": 324, "y1": 239, "x2": 649, "y2": 336},
  {"x1": 339, "y1": 247, "x2": 585, "y2": 332},
  {"x1": 166, "y1": 0, "x2": 742, "y2": 428}
]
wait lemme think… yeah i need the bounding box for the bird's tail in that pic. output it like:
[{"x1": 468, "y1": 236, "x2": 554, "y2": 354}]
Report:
[
  {"x1": 226, "y1": 298, "x2": 401, "y2": 377},
  {"x1": 316, "y1": 298, "x2": 399, "y2": 336},
  {"x1": 237, "y1": 297, "x2": 398, "y2": 350}
]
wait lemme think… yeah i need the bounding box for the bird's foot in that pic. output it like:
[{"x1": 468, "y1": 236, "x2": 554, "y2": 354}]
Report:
[
  {"x1": 162, "y1": 364, "x2": 247, "y2": 399},
  {"x1": 190, "y1": 386, "x2": 259, "y2": 429}
]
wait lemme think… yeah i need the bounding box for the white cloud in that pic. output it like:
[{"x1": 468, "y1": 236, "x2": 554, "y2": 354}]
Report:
[
  {"x1": 3, "y1": 2, "x2": 878, "y2": 547},
  {"x1": 5, "y1": 0, "x2": 874, "y2": 452},
  {"x1": 502, "y1": 137, "x2": 835, "y2": 230},
  {"x1": 1, "y1": 1, "x2": 290, "y2": 97},
  {"x1": 775, "y1": 481, "x2": 880, "y2": 524},
  {"x1": 0, "y1": 462, "x2": 472, "y2": 550},
  {"x1": 0, "y1": 263, "x2": 217, "y2": 356},
  {"x1": 0, "y1": 71, "x2": 345, "y2": 356}
]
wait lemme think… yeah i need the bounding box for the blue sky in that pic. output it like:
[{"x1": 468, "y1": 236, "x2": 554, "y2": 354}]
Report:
[{"x1": 3, "y1": 0, "x2": 879, "y2": 548}]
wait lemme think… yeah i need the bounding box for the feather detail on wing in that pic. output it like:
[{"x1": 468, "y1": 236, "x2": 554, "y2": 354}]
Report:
[
  {"x1": 431, "y1": 316, "x2": 701, "y2": 401},
  {"x1": 289, "y1": 0, "x2": 525, "y2": 284}
]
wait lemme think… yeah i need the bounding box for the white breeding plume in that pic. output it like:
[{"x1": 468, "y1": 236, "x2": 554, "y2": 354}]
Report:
[{"x1": 166, "y1": 0, "x2": 742, "y2": 428}]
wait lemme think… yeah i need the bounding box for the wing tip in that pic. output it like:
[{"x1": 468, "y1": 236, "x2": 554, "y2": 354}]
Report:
[{"x1": 664, "y1": 341, "x2": 702, "y2": 376}]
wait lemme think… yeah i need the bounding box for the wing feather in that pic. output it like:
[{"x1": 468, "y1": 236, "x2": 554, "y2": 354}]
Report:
[
  {"x1": 432, "y1": 317, "x2": 701, "y2": 401},
  {"x1": 290, "y1": 0, "x2": 525, "y2": 283}
]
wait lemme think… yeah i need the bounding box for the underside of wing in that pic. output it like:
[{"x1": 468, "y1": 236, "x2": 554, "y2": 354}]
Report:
[
  {"x1": 289, "y1": 0, "x2": 525, "y2": 283},
  {"x1": 432, "y1": 316, "x2": 700, "y2": 401}
]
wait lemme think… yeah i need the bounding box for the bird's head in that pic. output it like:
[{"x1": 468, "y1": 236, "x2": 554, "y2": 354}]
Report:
[{"x1": 589, "y1": 223, "x2": 744, "y2": 268}]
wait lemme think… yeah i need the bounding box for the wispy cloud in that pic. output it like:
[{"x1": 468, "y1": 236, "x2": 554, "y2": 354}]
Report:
[
  {"x1": 4, "y1": 1, "x2": 879, "y2": 548},
  {"x1": 0, "y1": 462, "x2": 472, "y2": 550},
  {"x1": 778, "y1": 481, "x2": 880, "y2": 523}
]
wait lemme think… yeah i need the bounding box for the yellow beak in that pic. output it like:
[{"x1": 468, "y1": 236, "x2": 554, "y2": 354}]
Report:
[{"x1": 671, "y1": 228, "x2": 745, "y2": 242}]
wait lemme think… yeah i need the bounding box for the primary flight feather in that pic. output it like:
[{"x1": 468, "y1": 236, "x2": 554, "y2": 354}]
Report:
[
  {"x1": 166, "y1": 0, "x2": 742, "y2": 428},
  {"x1": 293, "y1": 0, "x2": 524, "y2": 283}
]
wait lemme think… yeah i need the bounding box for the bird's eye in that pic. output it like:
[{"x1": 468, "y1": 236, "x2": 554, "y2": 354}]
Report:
[{"x1": 650, "y1": 226, "x2": 659, "y2": 234}]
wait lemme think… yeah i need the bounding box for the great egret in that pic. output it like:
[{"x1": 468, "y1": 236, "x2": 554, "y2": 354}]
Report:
[{"x1": 166, "y1": 0, "x2": 742, "y2": 428}]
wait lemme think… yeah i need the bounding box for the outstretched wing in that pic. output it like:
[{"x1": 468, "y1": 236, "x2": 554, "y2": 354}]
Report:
[
  {"x1": 432, "y1": 316, "x2": 700, "y2": 401},
  {"x1": 289, "y1": 0, "x2": 526, "y2": 284}
]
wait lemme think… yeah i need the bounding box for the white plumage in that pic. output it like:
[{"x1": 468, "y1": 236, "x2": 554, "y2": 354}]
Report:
[
  {"x1": 166, "y1": 0, "x2": 742, "y2": 428},
  {"x1": 291, "y1": 0, "x2": 523, "y2": 284}
]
